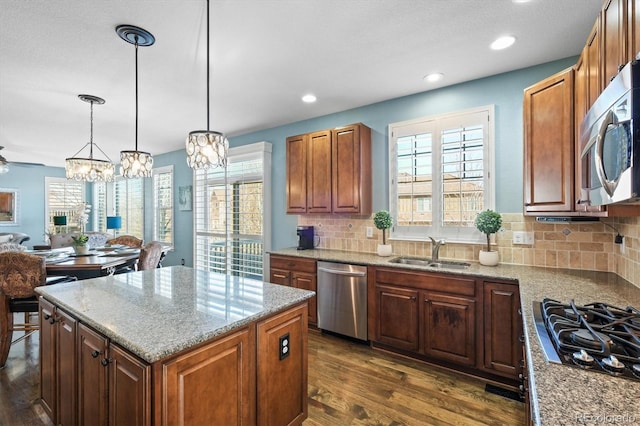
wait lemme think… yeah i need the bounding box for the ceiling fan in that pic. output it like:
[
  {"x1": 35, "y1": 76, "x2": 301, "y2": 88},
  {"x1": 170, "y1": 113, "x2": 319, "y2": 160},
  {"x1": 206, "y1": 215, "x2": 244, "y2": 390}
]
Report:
[{"x1": 0, "y1": 146, "x2": 45, "y2": 173}]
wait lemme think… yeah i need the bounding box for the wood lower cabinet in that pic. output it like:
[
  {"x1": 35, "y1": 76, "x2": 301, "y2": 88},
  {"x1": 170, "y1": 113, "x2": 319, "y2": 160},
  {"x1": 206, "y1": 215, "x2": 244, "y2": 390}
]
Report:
[
  {"x1": 78, "y1": 324, "x2": 108, "y2": 425},
  {"x1": 286, "y1": 123, "x2": 372, "y2": 215},
  {"x1": 257, "y1": 303, "x2": 308, "y2": 426},
  {"x1": 370, "y1": 267, "x2": 521, "y2": 386},
  {"x1": 482, "y1": 280, "x2": 523, "y2": 379},
  {"x1": 270, "y1": 255, "x2": 317, "y2": 325},
  {"x1": 160, "y1": 327, "x2": 255, "y2": 425},
  {"x1": 423, "y1": 292, "x2": 476, "y2": 366}
]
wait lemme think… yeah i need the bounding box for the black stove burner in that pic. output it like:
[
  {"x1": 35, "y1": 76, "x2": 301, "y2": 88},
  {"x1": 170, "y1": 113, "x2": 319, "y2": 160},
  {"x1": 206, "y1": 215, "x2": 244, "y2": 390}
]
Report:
[{"x1": 533, "y1": 298, "x2": 640, "y2": 383}]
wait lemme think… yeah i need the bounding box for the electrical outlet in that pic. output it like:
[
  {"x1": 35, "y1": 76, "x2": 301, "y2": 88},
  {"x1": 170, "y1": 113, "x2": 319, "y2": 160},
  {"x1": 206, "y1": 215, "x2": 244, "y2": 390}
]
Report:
[
  {"x1": 523, "y1": 232, "x2": 535, "y2": 245},
  {"x1": 513, "y1": 231, "x2": 535, "y2": 245},
  {"x1": 366, "y1": 227, "x2": 373, "y2": 238},
  {"x1": 279, "y1": 333, "x2": 290, "y2": 360}
]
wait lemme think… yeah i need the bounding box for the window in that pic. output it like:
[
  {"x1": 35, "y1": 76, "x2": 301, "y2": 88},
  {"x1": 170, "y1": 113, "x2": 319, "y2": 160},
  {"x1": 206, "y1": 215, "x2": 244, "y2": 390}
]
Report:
[
  {"x1": 45, "y1": 177, "x2": 85, "y2": 233},
  {"x1": 389, "y1": 106, "x2": 494, "y2": 242},
  {"x1": 153, "y1": 166, "x2": 173, "y2": 245},
  {"x1": 194, "y1": 142, "x2": 272, "y2": 280},
  {"x1": 114, "y1": 177, "x2": 144, "y2": 238}
]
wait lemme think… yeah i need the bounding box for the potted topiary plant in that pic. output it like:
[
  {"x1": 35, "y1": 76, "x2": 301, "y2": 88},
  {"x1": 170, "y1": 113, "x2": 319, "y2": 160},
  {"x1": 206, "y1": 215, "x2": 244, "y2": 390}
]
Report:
[
  {"x1": 373, "y1": 210, "x2": 393, "y2": 257},
  {"x1": 475, "y1": 209, "x2": 502, "y2": 266}
]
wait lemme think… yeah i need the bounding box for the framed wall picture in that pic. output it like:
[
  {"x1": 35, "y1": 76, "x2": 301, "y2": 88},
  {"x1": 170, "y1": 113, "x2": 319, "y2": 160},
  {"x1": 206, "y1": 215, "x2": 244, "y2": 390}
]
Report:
[
  {"x1": 0, "y1": 188, "x2": 18, "y2": 225},
  {"x1": 178, "y1": 185, "x2": 192, "y2": 211}
]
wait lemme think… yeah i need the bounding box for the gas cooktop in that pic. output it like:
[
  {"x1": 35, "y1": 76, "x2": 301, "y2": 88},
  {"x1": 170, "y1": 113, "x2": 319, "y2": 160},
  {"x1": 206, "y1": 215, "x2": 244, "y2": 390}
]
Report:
[{"x1": 533, "y1": 298, "x2": 640, "y2": 382}]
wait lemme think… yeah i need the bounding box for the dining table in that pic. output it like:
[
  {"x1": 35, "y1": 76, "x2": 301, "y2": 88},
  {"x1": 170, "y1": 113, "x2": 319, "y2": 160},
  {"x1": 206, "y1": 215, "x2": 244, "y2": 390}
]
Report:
[{"x1": 29, "y1": 247, "x2": 141, "y2": 280}]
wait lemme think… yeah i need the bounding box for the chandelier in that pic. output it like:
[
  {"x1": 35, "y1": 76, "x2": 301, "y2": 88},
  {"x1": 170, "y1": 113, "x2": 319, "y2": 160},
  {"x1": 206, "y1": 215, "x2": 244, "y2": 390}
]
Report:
[
  {"x1": 186, "y1": 0, "x2": 228, "y2": 169},
  {"x1": 117, "y1": 25, "x2": 155, "y2": 178},
  {"x1": 65, "y1": 94, "x2": 115, "y2": 182}
]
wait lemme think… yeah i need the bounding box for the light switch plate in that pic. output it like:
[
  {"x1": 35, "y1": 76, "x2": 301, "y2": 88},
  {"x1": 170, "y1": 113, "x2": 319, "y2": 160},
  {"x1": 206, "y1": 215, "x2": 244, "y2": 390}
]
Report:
[{"x1": 366, "y1": 227, "x2": 373, "y2": 238}]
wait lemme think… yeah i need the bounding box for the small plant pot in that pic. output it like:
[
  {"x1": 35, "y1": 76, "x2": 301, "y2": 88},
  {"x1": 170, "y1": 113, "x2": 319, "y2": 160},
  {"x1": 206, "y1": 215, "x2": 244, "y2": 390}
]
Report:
[
  {"x1": 73, "y1": 244, "x2": 89, "y2": 255},
  {"x1": 479, "y1": 250, "x2": 499, "y2": 266},
  {"x1": 377, "y1": 244, "x2": 393, "y2": 257}
]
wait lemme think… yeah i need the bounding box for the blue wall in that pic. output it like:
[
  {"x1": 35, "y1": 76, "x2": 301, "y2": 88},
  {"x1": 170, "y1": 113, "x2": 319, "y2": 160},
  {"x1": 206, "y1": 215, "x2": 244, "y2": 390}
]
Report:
[{"x1": 2, "y1": 57, "x2": 576, "y2": 262}]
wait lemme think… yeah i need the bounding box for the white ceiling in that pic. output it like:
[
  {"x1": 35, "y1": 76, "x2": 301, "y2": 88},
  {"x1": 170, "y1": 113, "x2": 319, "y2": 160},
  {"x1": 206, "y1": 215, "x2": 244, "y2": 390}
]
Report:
[{"x1": 0, "y1": 0, "x2": 603, "y2": 168}]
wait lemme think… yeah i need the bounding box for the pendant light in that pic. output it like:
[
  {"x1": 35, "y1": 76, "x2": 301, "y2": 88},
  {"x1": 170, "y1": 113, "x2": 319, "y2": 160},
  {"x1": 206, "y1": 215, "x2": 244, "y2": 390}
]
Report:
[
  {"x1": 186, "y1": 0, "x2": 228, "y2": 169},
  {"x1": 65, "y1": 95, "x2": 115, "y2": 182},
  {"x1": 117, "y1": 25, "x2": 155, "y2": 178}
]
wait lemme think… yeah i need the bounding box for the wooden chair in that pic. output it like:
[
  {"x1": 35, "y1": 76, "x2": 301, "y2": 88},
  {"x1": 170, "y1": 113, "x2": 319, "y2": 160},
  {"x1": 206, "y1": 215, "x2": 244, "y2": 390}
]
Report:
[
  {"x1": 106, "y1": 235, "x2": 143, "y2": 248},
  {"x1": 0, "y1": 252, "x2": 76, "y2": 366},
  {"x1": 137, "y1": 241, "x2": 163, "y2": 271}
]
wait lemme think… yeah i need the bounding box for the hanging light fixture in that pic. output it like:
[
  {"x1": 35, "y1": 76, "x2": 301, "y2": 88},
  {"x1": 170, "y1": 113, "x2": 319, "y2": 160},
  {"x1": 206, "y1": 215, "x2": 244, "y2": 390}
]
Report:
[
  {"x1": 117, "y1": 25, "x2": 155, "y2": 178},
  {"x1": 65, "y1": 95, "x2": 115, "y2": 182},
  {"x1": 186, "y1": 0, "x2": 228, "y2": 169}
]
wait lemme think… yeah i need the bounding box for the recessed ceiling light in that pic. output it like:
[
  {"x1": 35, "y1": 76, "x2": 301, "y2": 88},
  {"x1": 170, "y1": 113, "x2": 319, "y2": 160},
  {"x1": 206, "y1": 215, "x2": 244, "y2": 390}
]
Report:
[
  {"x1": 491, "y1": 35, "x2": 516, "y2": 50},
  {"x1": 302, "y1": 94, "x2": 317, "y2": 103},
  {"x1": 423, "y1": 73, "x2": 444, "y2": 83}
]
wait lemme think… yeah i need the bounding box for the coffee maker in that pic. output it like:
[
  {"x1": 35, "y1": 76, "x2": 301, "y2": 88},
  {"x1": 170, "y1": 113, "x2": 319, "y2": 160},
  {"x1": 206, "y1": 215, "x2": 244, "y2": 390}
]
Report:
[{"x1": 296, "y1": 226, "x2": 314, "y2": 250}]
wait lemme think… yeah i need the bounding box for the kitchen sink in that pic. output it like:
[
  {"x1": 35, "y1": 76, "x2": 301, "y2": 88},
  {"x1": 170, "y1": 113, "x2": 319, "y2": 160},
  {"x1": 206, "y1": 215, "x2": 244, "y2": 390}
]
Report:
[{"x1": 388, "y1": 257, "x2": 470, "y2": 270}]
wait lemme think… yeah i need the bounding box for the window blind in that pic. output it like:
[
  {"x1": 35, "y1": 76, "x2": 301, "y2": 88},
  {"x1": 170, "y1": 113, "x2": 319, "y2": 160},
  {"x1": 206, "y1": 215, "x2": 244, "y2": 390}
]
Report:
[
  {"x1": 114, "y1": 177, "x2": 144, "y2": 238},
  {"x1": 153, "y1": 166, "x2": 173, "y2": 245},
  {"x1": 45, "y1": 177, "x2": 85, "y2": 233}
]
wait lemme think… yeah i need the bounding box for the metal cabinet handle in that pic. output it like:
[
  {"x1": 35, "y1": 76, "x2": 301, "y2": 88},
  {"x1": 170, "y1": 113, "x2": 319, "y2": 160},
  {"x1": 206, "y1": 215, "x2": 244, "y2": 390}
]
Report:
[
  {"x1": 49, "y1": 317, "x2": 56, "y2": 324},
  {"x1": 519, "y1": 335, "x2": 525, "y2": 343},
  {"x1": 101, "y1": 358, "x2": 111, "y2": 367},
  {"x1": 91, "y1": 350, "x2": 100, "y2": 358},
  {"x1": 410, "y1": 296, "x2": 416, "y2": 301},
  {"x1": 318, "y1": 267, "x2": 366, "y2": 277}
]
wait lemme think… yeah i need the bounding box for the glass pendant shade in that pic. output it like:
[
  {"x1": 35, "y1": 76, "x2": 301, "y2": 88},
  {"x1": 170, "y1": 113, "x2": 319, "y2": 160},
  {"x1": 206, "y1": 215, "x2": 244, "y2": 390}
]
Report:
[
  {"x1": 65, "y1": 94, "x2": 115, "y2": 182},
  {"x1": 186, "y1": 131, "x2": 227, "y2": 169},
  {"x1": 120, "y1": 150, "x2": 153, "y2": 178}
]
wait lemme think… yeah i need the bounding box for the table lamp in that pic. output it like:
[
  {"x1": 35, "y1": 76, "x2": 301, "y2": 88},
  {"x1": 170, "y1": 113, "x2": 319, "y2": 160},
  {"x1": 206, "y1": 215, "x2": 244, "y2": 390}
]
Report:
[
  {"x1": 106, "y1": 215, "x2": 122, "y2": 237},
  {"x1": 53, "y1": 216, "x2": 67, "y2": 234}
]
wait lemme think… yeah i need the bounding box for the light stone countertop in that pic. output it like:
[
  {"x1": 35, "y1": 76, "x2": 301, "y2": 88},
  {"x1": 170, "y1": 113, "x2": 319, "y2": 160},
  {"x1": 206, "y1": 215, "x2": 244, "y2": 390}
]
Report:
[
  {"x1": 35, "y1": 266, "x2": 314, "y2": 363},
  {"x1": 270, "y1": 248, "x2": 640, "y2": 426}
]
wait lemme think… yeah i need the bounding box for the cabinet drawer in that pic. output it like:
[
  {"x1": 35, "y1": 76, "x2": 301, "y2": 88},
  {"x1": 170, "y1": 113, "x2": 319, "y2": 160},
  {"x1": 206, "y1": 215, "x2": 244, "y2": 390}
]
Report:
[
  {"x1": 375, "y1": 267, "x2": 475, "y2": 297},
  {"x1": 270, "y1": 255, "x2": 317, "y2": 274}
]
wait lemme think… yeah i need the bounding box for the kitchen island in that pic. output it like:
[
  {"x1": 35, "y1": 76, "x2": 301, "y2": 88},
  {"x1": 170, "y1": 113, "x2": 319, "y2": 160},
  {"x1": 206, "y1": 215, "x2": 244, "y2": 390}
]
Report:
[
  {"x1": 35, "y1": 265, "x2": 314, "y2": 426},
  {"x1": 271, "y1": 247, "x2": 640, "y2": 426}
]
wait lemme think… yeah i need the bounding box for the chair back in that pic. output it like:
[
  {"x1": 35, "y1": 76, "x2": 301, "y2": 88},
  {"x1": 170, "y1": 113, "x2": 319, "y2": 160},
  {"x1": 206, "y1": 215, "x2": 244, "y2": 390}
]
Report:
[
  {"x1": 107, "y1": 235, "x2": 143, "y2": 248},
  {"x1": 138, "y1": 242, "x2": 163, "y2": 271},
  {"x1": 0, "y1": 252, "x2": 46, "y2": 298}
]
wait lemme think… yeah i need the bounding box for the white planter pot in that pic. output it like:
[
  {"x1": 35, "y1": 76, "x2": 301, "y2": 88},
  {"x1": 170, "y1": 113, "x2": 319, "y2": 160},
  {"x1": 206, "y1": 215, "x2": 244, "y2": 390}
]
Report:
[
  {"x1": 377, "y1": 244, "x2": 393, "y2": 257},
  {"x1": 479, "y1": 250, "x2": 499, "y2": 266},
  {"x1": 73, "y1": 244, "x2": 89, "y2": 255}
]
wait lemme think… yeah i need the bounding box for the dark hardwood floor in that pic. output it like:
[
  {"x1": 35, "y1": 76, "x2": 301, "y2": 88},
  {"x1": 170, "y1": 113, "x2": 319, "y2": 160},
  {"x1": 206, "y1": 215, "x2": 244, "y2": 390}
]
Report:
[{"x1": 0, "y1": 318, "x2": 524, "y2": 426}]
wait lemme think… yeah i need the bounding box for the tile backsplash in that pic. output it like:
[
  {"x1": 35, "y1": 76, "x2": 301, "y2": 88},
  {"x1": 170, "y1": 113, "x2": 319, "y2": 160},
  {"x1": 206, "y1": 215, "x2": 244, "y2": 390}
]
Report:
[{"x1": 297, "y1": 213, "x2": 640, "y2": 288}]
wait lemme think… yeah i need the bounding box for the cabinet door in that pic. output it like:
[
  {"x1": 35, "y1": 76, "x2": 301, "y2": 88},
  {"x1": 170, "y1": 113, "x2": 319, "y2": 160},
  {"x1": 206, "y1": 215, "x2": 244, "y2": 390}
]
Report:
[
  {"x1": 331, "y1": 124, "x2": 372, "y2": 214},
  {"x1": 306, "y1": 130, "x2": 332, "y2": 213},
  {"x1": 586, "y1": 22, "x2": 601, "y2": 106},
  {"x1": 269, "y1": 268, "x2": 291, "y2": 286},
  {"x1": 292, "y1": 272, "x2": 317, "y2": 325},
  {"x1": 602, "y1": 0, "x2": 627, "y2": 88},
  {"x1": 78, "y1": 324, "x2": 109, "y2": 426},
  {"x1": 39, "y1": 299, "x2": 57, "y2": 422},
  {"x1": 374, "y1": 284, "x2": 419, "y2": 352},
  {"x1": 286, "y1": 134, "x2": 308, "y2": 213},
  {"x1": 483, "y1": 281, "x2": 522, "y2": 379},
  {"x1": 523, "y1": 68, "x2": 574, "y2": 213},
  {"x1": 423, "y1": 292, "x2": 476, "y2": 366},
  {"x1": 257, "y1": 304, "x2": 308, "y2": 426},
  {"x1": 109, "y1": 343, "x2": 150, "y2": 426},
  {"x1": 57, "y1": 308, "x2": 78, "y2": 426},
  {"x1": 161, "y1": 327, "x2": 256, "y2": 425},
  {"x1": 629, "y1": 0, "x2": 640, "y2": 63}
]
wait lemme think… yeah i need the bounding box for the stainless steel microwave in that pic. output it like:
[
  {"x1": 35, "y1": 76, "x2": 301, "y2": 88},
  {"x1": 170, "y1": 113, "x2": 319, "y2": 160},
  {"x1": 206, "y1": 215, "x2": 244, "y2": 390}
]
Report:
[{"x1": 580, "y1": 60, "x2": 640, "y2": 206}]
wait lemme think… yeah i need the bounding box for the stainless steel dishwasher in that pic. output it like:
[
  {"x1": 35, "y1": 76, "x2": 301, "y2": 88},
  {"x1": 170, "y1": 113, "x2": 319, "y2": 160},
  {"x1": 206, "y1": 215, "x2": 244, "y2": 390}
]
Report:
[{"x1": 317, "y1": 261, "x2": 367, "y2": 341}]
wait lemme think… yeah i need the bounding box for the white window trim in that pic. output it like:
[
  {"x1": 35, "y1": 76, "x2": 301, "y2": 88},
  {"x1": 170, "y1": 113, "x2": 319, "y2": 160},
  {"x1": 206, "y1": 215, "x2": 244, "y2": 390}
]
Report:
[
  {"x1": 153, "y1": 165, "x2": 174, "y2": 246},
  {"x1": 192, "y1": 141, "x2": 272, "y2": 277},
  {"x1": 388, "y1": 105, "x2": 495, "y2": 244}
]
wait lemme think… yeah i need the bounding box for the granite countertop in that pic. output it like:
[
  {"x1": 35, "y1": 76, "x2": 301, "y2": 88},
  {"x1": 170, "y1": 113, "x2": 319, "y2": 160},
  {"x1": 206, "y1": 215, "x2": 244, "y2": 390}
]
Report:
[
  {"x1": 270, "y1": 248, "x2": 640, "y2": 425},
  {"x1": 35, "y1": 266, "x2": 314, "y2": 363}
]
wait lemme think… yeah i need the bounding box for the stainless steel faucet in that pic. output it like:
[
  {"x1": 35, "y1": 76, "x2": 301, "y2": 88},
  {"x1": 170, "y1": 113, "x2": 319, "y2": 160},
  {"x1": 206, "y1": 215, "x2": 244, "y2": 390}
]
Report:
[{"x1": 429, "y1": 237, "x2": 446, "y2": 261}]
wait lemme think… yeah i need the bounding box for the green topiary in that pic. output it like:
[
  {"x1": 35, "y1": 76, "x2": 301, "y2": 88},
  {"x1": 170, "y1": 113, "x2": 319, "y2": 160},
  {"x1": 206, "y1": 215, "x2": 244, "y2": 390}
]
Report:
[
  {"x1": 475, "y1": 209, "x2": 502, "y2": 252},
  {"x1": 373, "y1": 210, "x2": 393, "y2": 245}
]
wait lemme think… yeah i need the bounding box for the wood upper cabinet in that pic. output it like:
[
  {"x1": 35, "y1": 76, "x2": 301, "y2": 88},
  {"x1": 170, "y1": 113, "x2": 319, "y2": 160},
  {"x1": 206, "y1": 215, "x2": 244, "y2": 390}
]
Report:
[
  {"x1": 602, "y1": 0, "x2": 628, "y2": 87},
  {"x1": 629, "y1": 0, "x2": 640, "y2": 61},
  {"x1": 482, "y1": 280, "x2": 522, "y2": 379},
  {"x1": 523, "y1": 67, "x2": 575, "y2": 213},
  {"x1": 306, "y1": 130, "x2": 332, "y2": 213},
  {"x1": 286, "y1": 123, "x2": 372, "y2": 215},
  {"x1": 332, "y1": 124, "x2": 372, "y2": 214},
  {"x1": 270, "y1": 254, "x2": 317, "y2": 325}
]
